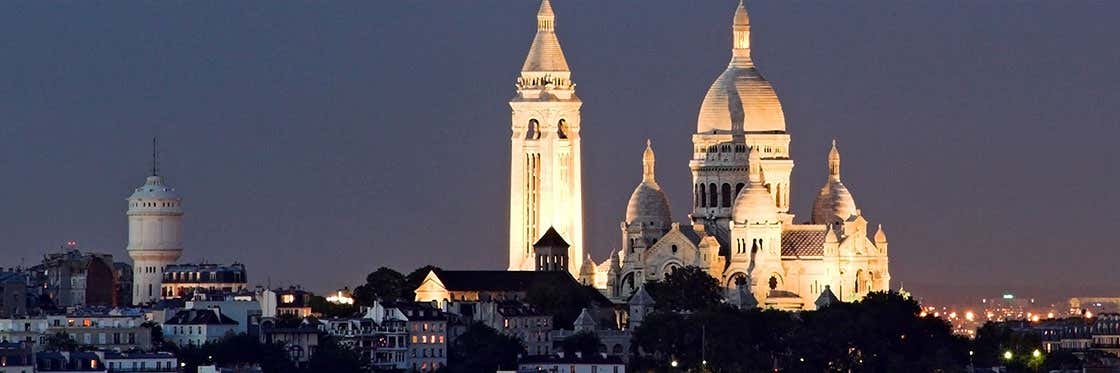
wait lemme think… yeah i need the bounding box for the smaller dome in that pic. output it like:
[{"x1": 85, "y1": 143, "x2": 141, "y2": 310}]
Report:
[
  {"x1": 626, "y1": 140, "x2": 672, "y2": 227},
  {"x1": 732, "y1": 148, "x2": 778, "y2": 223},
  {"x1": 128, "y1": 175, "x2": 180, "y2": 200},
  {"x1": 811, "y1": 140, "x2": 858, "y2": 224}
]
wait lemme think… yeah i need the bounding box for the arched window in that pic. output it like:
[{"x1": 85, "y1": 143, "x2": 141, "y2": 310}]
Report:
[
  {"x1": 735, "y1": 183, "x2": 745, "y2": 197},
  {"x1": 768, "y1": 276, "x2": 778, "y2": 290},
  {"x1": 721, "y1": 184, "x2": 731, "y2": 207},
  {"x1": 730, "y1": 273, "x2": 748, "y2": 289},
  {"x1": 526, "y1": 119, "x2": 541, "y2": 140},
  {"x1": 557, "y1": 119, "x2": 568, "y2": 139},
  {"x1": 708, "y1": 183, "x2": 717, "y2": 207},
  {"x1": 671, "y1": 245, "x2": 678, "y2": 254},
  {"x1": 699, "y1": 184, "x2": 707, "y2": 207}
]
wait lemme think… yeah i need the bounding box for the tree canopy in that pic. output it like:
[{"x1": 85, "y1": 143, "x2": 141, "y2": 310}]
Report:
[
  {"x1": 446, "y1": 323, "x2": 524, "y2": 373},
  {"x1": 643, "y1": 265, "x2": 724, "y2": 312},
  {"x1": 631, "y1": 291, "x2": 970, "y2": 372},
  {"x1": 352, "y1": 267, "x2": 406, "y2": 306}
]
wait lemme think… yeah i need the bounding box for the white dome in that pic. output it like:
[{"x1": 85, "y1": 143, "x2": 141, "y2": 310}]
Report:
[
  {"x1": 811, "y1": 141, "x2": 858, "y2": 224},
  {"x1": 128, "y1": 175, "x2": 180, "y2": 201},
  {"x1": 626, "y1": 183, "x2": 671, "y2": 228},
  {"x1": 811, "y1": 180, "x2": 857, "y2": 224},
  {"x1": 732, "y1": 148, "x2": 778, "y2": 223},
  {"x1": 625, "y1": 140, "x2": 671, "y2": 228},
  {"x1": 697, "y1": 66, "x2": 786, "y2": 134},
  {"x1": 696, "y1": 1, "x2": 786, "y2": 134}
]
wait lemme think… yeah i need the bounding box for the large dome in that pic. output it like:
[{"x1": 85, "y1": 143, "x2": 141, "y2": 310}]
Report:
[
  {"x1": 696, "y1": 1, "x2": 786, "y2": 134},
  {"x1": 732, "y1": 148, "x2": 779, "y2": 223},
  {"x1": 697, "y1": 66, "x2": 787, "y2": 134},
  {"x1": 811, "y1": 141, "x2": 858, "y2": 224},
  {"x1": 625, "y1": 140, "x2": 671, "y2": 228}
]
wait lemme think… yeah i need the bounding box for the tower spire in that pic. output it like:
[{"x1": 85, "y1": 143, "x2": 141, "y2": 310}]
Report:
[
  {"x1": 522, "y1": 0, "x2": 569, "y2": 72},
  {"x1": 642, "y1": 139, "x2": 657, "y2": 183},
  {"x1": 828, "y1": 139, "x2": 841, "y2": 181},
  {"x1": 151, "y1": 136, "x2": 160, "y2": 177}
]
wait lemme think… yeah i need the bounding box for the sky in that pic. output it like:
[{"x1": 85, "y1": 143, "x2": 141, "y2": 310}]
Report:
[{"x1": 1, "y1": 1, "x2": 1117, "y2": 305}]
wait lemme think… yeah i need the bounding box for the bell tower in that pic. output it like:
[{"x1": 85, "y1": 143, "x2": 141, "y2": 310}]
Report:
[{"x1": 508, "y1": 0, "x2": 584, "y2": 277}]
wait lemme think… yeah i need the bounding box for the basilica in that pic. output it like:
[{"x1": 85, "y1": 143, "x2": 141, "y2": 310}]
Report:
[{"x1": 507, "y1": 0, "x2": 890, "y2": 311}]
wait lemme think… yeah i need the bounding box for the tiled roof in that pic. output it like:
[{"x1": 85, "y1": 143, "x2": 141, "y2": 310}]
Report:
[
  {"x1": 781, "y1": 228, "x2": 826, "y2": 257},
  {"x1": 0, "y1": 271, "x2": 26, "y2": 284},
  {"x1": 533, "y1": 227, "x2": 570, "y2": 248},
  {"x1": 164, "y1": 309, "x2": 238, "y2": 325},
  {"x1": 434, "y1": 270, "x2": 573, "y2": 292}
]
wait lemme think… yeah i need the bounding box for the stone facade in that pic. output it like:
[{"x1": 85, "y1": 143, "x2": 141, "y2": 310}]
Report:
[{"x1": 508, "y1": 0, "x2": 584, "y2": 277}]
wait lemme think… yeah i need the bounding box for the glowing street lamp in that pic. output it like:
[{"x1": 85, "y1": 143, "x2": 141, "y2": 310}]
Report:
[
  {"x1": 965, "y1": 311, "x2": 975, "y2": 321},
  {"x1": 670, "y1": 359, "x2": 679, "y2": 368},
  {"x1": 1004, "y1": 351, "x2": 1013, "y2": 361},
  {"x1": 1032, "y1": 349, "x2": 1041, "y2": 358}
]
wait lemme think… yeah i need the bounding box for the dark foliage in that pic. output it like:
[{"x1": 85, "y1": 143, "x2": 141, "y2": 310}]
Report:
[
  {"x1": 306, "y1": 336, "x2": 369, "y2": 373},
  {"x1": 524, "y1": 280, "x2": 598, "y2": 328},
  {"x1": 631, "y1": 291, "x2": 970, "y2": 372},
  {"x1": 446, "y1": 323, "x2": 524, "y2": 373},
  {"x1": 643, "y1": 266, "x2": 723, "y2": 312},
  {"x1": 353, "y1": 267, "x2": 406, "y2": 306},
  {"x1": 559, "y1": 331, "x2": 602, "y2": 358},
  {"x1": 309, "y1": 295, "x2": 357, "y2": 318}
]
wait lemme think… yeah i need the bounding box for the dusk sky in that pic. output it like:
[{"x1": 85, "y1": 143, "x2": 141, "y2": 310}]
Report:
[{"x1": 1, "y1": 1, "x2": 1117, "y2": 304}]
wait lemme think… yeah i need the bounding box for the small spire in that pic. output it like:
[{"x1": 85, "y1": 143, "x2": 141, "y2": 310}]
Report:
[
  {"x1": 748, "y1": 146, "x2": 763, "y2": 183},
  {"x1": 874, "y1": 224, "x2": 887, "y2": 243},
  {"x1": 537, "y1": 0, "x2": 556, "y2": 32},
  {"x1": 642, "y1": 139, "x2": 656, "y2": 183},
  {"x1": 828, "y1": 139, "x2": 841, "y2": 181},
  {"x1": 151, "y1": 136, "x2": 160, "y2": 177}
]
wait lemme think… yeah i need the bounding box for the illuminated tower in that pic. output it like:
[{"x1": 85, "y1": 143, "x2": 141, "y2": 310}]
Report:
[
  {"x1": 691, "y1": 0, "x2": 794, "y2": 236},
  {"x1": 127, "y1": 139, "x2": 183, "y2": 305},
  {"x1": 508, "y1": 0, "x2": 584, "y2": 277}
]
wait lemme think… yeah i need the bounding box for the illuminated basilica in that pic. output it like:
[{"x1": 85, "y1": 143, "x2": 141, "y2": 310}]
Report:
[{"x1": 508, "y1": 0, "x2": 891, "y2": 310}]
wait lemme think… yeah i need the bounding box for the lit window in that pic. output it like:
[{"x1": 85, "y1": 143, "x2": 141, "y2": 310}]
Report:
[{"x1": 281, "y1": 294, "x2": 295, "y2": 303}]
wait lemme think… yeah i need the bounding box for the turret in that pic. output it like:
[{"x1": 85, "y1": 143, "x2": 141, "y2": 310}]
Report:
[{"x1": 127, "y1": 138, "x2": 184, "y2": 305}]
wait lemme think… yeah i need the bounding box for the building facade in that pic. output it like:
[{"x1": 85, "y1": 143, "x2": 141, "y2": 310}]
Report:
[
  {"x1": 28, "y1": 249, "x2": 121, "y2": 308},
  {"x1": 508, "y1": 0, "x2": 584, "y2": 277},
  {"x1": 160, "y1": 263, "x2": 247, "y2": 299},
  {"x1": 580, "y1": 1, "x2": 891, "y2": 311},
  {"x1": 162, "y1": 309, "x2": 238, "y2": 347}
]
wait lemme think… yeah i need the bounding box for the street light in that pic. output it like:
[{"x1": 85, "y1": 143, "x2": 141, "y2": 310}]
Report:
[
  {"x1": 1004, "y1": 351, "x2": 1013, "y2": 361},
  {"x1": 1032, "y1": 349, "x2": 1041, "y2": 358},
  {"x1": 670, "y1": 359, "x2": 679, "y2": 368}
]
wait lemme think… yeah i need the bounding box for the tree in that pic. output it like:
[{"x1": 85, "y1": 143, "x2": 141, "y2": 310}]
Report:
[
  {"x1": 644, "y1": 266, "x2": 723, "y2": 312},
  {"x1": 559, "y1": 332, "x2": 602, "y2": 358},
  {"x1": 44, "y1": 332, "x2": 79, "y2": 352},
  {"x1": 353, "y1": 267, "x2": 405, "y2": 306},
  {"x1": 309, "y1": 295, "x2": 356, "y2": 318},
  {"x1": 447, "y1": 323, "x2": 524, "y2": 373},
  {"x1": 306, "y1": 336, "x2": 369, "y2": 373},
  {"x1": 525, "y1": 280, "x2": 599, "y2": 328}
]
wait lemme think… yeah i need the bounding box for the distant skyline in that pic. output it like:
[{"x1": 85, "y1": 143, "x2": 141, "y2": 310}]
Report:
[{"x1": 1, "y1": 1, "x2": 1117, "y2": 304}]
